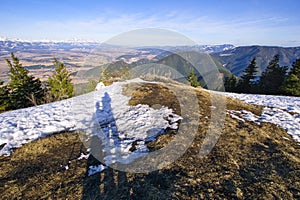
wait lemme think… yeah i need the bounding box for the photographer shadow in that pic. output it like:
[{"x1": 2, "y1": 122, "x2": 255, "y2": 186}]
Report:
[
  {"x1": 82, "y1": 92, "x2": 130, "y2": 199},
  {"x1": 81, "y1": 92, "x2": 179, "y2": 199}
]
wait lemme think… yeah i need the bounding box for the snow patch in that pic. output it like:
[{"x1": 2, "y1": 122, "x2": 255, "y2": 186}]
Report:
[
  {"x1": 77, "y1": 153, "x2": 90, "y2": 160},
  {"x1": 214, "y1": 91, "x2": 300, "y2": 143},
  {"x1": 0, "y1": 99, "x2": 75, "y2": 155},
  {"x1": 81, "y1": 79, "x2": 182, "y2": 165},
  {"x1": 88, "y1": 164, "x2": 107, "y2": 176},
  {"x1": 95, "y1": 82, "x2": 105, "y2": 91},
  {"x1": 0, "y1": 78, "x2": 182, "y2": 165},
  {"x1": 228, "y1": 110, "x2": 261, "y2": 124}
]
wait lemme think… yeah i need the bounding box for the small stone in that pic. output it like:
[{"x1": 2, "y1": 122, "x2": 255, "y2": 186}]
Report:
[{"x1": 236, "y1": 187, "x2": 243, "y2": 199}]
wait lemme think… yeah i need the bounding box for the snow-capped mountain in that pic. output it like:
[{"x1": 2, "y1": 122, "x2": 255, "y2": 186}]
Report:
[
  {"x1": 0, "y1": 36, "x2": 235, "y2": 54},
  {"x1": 0, "y1": 38, "x2": 100, "y2": 53},
  {"x1": 0, "y1": 36, "x2": 100, "y2": 43}
]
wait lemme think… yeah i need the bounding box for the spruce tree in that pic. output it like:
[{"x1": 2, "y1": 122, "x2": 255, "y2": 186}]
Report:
[
  {"x1": 224, "y1": 74, "x2": 237, "y2": 92},
  {"x1": 237, "y1": 57, "x2": 258, "y2": 93},
  {"x1": 121, "y1": 65, "x2": 131, "y2": 80},
  {"x1": 187, "y1": 69, "x2": 200, "y2": 87},
  {"x1": 6, "y1": 53, "x2": 45, "y2": 109},
  {"x1": 259, "y1": 54, "x2": 288, "y2": 95},
  {"x1": 0, "y1": 79, "x2": 9, "y2": 112},
  {"x1": 48, "y1": 58, "x2": 74, "y2": 101},
  {"x1": 99, "y1": 68, "x2": 111, "y2": 83},
  {"x1": 283, "y1": 58, "x2": 300, "y2": 96}
]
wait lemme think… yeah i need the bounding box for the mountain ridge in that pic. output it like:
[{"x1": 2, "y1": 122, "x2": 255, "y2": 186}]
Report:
[
  {"x1": 1, "y1": 38, "x2": 300, "y2": 81},
  {"x1": 214, "y1": 45, "x2": 300, "y2": 76}
]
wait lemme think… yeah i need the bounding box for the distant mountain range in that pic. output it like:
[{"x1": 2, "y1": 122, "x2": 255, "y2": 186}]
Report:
[
  {"x1": 84, "y1": 45, "x2": 300, "y2": 81},
  {"x1": 0, "y1": 37, "x2": 234, "y2": 55},
  {"x1": 0, "y1": 39, "x2": 99, "y2": 56},
  {"x1": 0, "y1": 36, "x2": 101, "y2": 44},
  {"x1": 1, "y1": 38, "x2": 300, "y2": 79}
]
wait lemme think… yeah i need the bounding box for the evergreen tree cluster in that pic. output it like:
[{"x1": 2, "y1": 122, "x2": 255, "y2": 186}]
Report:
[
  {"x1": 0, "y1": 53, "x2": 74, "y2": 113},
  {"x1": 224, "y1": 54, "x2": 300, "y2": 96},
  {"x1": 187, "y1": 69, "x2": 200, "y2": 87},
  {"x1": 1, "y1": 53, "x2": 46, "y2": 110}
]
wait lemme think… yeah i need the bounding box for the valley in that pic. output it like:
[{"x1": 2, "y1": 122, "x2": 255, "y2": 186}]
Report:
[{"x1": 1, "y1": 38, "x2": 300, "y2": 87}]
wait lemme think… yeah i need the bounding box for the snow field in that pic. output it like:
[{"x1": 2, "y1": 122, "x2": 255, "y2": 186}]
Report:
[{"x1": 216, "y1": 92, "x2": 300, "y2": 143}]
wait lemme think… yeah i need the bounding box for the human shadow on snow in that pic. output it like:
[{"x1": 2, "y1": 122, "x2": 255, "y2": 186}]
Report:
[{"x1": 81, "y1": 92, "x2": 178, "y2": 200}]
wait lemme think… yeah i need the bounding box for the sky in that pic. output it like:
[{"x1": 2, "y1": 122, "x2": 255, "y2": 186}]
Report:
[{"x1": 0, "y1": 0, "x2": 300, "y2": 46}]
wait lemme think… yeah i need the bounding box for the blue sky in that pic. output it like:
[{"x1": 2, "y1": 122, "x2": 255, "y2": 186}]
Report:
[{"x1": 0, "y1": 0, "x2": 300, "y2": 46}]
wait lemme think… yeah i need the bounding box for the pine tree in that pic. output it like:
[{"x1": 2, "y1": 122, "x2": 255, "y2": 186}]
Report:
[
  {"x1": 259, "y1": 54, "x2": 288, "y2": 95},
  {"x1": 121, "y1": 65, "x2": 131, "y2": 80},
  {"x1": 6, "y1": 53, "x2": 45, "y2": 109},
  {"x1": 0, "y1": 79, "x2": 9, "y2": 112},
  {"x1": 237, "y1": 57, "x2": 258, "y2": 93},
  {"x1": 224, "y1": 74, "x2": 237, "y2": 92},
  {"x1": 187, "y1": 69, "x2": 200, "y2": 87},
  {"x1": 99, "y1": 68, "x2": 111, "y2": 82},
  {"x1": 283, "y1": 58, "x2": 300, "y2": 96},
  {"x1": 48, "y1": 58, "x2": 74, "y2": 101}
]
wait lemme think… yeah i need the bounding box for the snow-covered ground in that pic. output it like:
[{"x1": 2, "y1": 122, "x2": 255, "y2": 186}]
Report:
[
  {"x1": 74, "y1": 79, "x2": 182, "y2": 166},
  {"x1": 0, "y1": 79, "x2": 182, "y2": 166},
  {"x1": 214, "y1": 91, "x2": 300, "y2": 143},
  {"x1": 1, "y1": 79, "x2": 299, "y2": 171},
  {"x1": 0, "y1": 99, "x2": 75, "y2": 155}
]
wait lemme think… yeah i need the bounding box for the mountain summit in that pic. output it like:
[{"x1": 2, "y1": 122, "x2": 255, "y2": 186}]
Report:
[{"x1": 0, "y1": 77, "x2": 299, "y2": 199}]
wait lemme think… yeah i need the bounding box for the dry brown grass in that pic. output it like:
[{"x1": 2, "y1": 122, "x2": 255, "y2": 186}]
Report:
[
  {"x1": 0, "y1": 131, "x2": 87, "y2": 199},
  {"x1": 0, "y1": 80, "x2": 299, "y2": 199}
]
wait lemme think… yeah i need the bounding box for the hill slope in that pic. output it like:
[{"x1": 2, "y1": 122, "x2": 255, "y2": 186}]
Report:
[
  {"x1": 0, "y1": 78, "x2": 299, "y2": 199},
  {"x1": 80, "y1": 52, "x2": 232, "y2": 89},
  {"x1": 214, "y1": 46, "x2": 300, "y2": 76}
]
